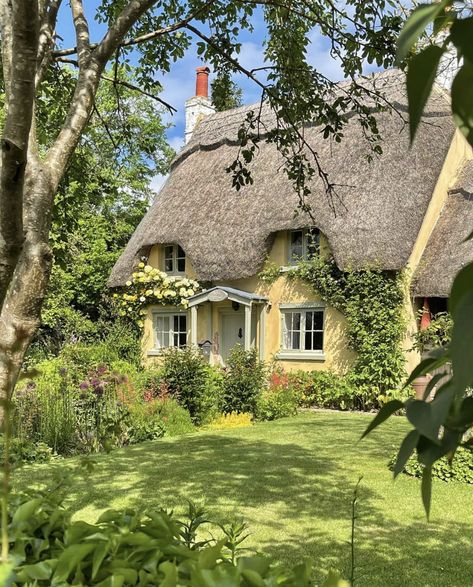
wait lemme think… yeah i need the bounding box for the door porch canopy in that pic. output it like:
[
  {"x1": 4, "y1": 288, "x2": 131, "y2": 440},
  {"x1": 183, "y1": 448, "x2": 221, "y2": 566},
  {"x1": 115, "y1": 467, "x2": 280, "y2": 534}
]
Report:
[{"x1": 187, "y1": 286, "x2": 268, "y2": 354}]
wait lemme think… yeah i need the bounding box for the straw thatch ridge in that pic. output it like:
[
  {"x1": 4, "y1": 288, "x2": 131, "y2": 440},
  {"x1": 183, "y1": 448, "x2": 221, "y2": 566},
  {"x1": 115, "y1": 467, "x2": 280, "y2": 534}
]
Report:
[
  {"x1": 413, "y1": 162, "x2": 473, "y2": 297},
  {"x1": 108, "y1": 70, "x2": 454, "y2": 287}
]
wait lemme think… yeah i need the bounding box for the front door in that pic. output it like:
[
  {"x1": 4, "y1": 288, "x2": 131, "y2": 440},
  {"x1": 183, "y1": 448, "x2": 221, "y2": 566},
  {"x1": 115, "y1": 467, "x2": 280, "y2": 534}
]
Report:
[{"x1": 221, "y1": 312, "x2": 245, "y2": 363}]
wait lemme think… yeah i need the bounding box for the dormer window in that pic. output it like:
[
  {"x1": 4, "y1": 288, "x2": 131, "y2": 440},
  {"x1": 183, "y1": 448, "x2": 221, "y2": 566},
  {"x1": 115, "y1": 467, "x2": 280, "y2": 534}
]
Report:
[
  {"x1": 289, "y1": 228, "x2": 319, "y2": 265},
  {"x1": 164, "y1": 244, "x2": 186, "y2": 274}
]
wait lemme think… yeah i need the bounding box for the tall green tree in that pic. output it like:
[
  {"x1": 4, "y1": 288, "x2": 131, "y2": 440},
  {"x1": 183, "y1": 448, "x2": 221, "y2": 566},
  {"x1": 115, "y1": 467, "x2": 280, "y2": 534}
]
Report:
[{"x1": 31, "y1": 66, "x2": 173, "y2": 358}]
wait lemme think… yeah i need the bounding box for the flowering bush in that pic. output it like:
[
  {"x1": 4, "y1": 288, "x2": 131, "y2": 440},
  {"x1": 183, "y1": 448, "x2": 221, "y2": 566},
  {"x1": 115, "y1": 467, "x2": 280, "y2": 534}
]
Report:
[
  {"x1": 204, "y1": 411, "x2": 253, "y2": 430},
  {"x1": 115, "y1": 263, "x2": 200, "y2": 324}
]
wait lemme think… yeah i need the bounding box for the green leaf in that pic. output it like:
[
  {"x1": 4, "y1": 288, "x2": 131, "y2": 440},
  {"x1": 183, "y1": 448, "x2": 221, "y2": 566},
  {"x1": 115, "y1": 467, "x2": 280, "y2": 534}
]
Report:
[
  {"x1": 12, "y1": 498, "x2": 42, "y2": 525},
  {"x1": 452, "y1": 62, "x2": 473, "y2": 147},
  {"x1": 449, "y1": 261, "x2": 473, "y2": 315},
  {"x1": 450, "y1": 291, "x2": 473, "y2": 392},
  {"x1": 361, "y1": 400, "x2": 404, "y2": 439},
  {"x1": 421, "y1": 465, "x2": 432, "y2": 519},
  {"x1": 394, "y1": 430, "x2": 420, "y2": 478},
  {"x1": 406, "y1": 400, "x2": 440, "y2": 443},
  {"x1": 407, "y1": 45, "x2": 445, "y2": 143},
  {"x1": 92, "y1": 542, "x2": 110, "y2": 579},
  {"x1": 404, "y1": 349, "x2": 449, "y2": 388},
  {"x1": 454, "y1": 396, "x2": 473, "y2": 427},
  {"x1": 397, "y1": 1, "x2": 449, "y2": 62},
  {"x1": 53, "y1": 543, "x2": 95, "y2": 582},
  {"x1": 22, "y1": 561, "x2": 53, "y2": 580},
  {"x1": 450, "y1": 17, "x2": 473, "y2": 62}
]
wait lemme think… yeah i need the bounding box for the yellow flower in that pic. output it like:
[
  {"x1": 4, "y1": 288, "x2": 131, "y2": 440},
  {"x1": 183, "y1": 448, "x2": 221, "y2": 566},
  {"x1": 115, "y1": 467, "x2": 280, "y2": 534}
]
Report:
[
  {"x1": 125, "y1": 280, "x2": 132, "y2": 287},
  {"x1": 144, "y1": 265, "x2": 153, "y2": 273},
  {"x1": 138, "y1": 262, "x2": 145, "y2": 268}
]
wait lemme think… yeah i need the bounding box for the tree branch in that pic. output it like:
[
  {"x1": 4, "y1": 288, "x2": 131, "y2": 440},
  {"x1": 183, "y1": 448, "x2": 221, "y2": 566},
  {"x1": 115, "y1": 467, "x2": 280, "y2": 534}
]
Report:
[
  {"x1": 52, "y1": 0, "x2": 215, "y2": 58},
  {"x1": 0, "y1": 0, "x2": 39, "y2": 309},
  {"x1": 70, "y1": 0, "x2": 90, "y2": 67},
  {"x1": 101, "y1": 75, "x2": 177, "y2": 113},
  {"x1": 36, "y1": 0, "x2": 62, "y2": 87}
]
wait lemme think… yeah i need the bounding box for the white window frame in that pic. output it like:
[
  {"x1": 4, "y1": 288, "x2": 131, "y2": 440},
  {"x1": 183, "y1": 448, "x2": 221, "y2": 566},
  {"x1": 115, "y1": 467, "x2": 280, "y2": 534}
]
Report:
[
  {"x1": 148, "y1": 309, "x2": 189, "y2": 355},
  {"x1": 277, "y1": 303, "x2": 325, "y2": 361},
  {"x1": 288, "y1": 228, "x2": 320, "y2": 265},
  {"x1": 163, "y1": 244, "x2": 186, "y2": 274}
]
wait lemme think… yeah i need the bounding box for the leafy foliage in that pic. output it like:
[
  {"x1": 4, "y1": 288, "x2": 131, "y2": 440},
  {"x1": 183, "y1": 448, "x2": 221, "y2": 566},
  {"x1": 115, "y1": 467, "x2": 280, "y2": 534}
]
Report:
[
  {"x1": 204, "y1": 412, "x2": 254, "y2": 430},
  {"x1": 160, "y1": 347, "x2": 217, "y2": 424},
  {"x1": 412, "y1": 311, "x2": 453, "y2": 353},
  {"x1": 4, "y1": 486, "x2": 344, "y2": 586},
  {"x1": 256, "y1": 374, "x2": 299, "y2": 421},
  {"x1": 297, "y1": 257, "x2": 406, "y2": 404},
  {"x1": 211, "y1": 71, "x2": 243, "y2": 112},
  {"x1": 289, "y1": 370, "x2": 359, "y2": 411},
  {"x1": 388, "y1": 445, "x2": 473, "y2": 484},
  {"x1": 222, "y1": 347, "x2": 267, "y2": 415}
]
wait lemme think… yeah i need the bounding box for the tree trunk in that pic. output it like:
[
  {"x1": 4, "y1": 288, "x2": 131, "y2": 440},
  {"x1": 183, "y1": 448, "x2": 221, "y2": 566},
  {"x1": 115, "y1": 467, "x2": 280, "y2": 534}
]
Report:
[{"x1": 0, "y1": 169, "x2": 54, "y2": 403}]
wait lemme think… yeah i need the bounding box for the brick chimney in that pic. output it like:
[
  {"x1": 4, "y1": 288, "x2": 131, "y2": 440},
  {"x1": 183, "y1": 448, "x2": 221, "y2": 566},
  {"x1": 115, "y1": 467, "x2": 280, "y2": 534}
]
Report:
[{"x1": 185, "y1": 66, "x2": 215, "y2": 144}]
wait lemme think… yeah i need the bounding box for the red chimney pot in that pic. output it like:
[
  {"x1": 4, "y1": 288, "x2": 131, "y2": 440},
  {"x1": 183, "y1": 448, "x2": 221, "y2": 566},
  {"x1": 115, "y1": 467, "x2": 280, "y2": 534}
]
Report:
[{"x1": 195, "y1": 66, "x2": 210, "y2": 98}]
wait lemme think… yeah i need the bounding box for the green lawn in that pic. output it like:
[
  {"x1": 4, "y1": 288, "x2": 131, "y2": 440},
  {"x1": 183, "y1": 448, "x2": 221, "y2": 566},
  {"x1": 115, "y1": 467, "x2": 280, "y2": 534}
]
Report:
[{"x1": 14, "y1": 412, "x2": 473, "y2": 586}]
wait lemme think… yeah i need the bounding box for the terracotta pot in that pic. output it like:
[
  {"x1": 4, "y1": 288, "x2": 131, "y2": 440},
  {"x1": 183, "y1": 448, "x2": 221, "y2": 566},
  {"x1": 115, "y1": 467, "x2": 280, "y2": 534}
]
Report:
[{"x1": 412, "y1": 375, "x2": 433, "y2": 401}]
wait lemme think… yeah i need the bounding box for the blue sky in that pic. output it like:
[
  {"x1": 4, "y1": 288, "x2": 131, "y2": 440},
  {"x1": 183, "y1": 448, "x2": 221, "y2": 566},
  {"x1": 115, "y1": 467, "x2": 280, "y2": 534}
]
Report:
[{"x1": 55, "y1": 3, "x2": 365, "y2": 192}]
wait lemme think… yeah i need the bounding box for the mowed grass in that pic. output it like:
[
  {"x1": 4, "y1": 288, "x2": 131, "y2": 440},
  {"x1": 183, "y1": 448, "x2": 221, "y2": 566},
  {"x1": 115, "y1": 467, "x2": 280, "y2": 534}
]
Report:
[{"x1": 14, "y1": 411, "x2": 473, "y2": 586}]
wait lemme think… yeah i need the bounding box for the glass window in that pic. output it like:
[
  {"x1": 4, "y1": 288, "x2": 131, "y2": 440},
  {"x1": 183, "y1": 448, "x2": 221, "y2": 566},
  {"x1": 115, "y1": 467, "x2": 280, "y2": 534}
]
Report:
[
  {"x1": 164, "y1": 246, "x2": 174, "y2": 272},
  {"x1": 282, "y1": 308, "x2": 324, "y2": 352},
  {"x1": 154, "y1": 313, "x2": 187, "y2": 350},
  {"x1": 163, "y1": 244, "x2": 186, "y2": 274},
  {"x1": 289, "y1": 229, "x2": 320, "y2": 265}
]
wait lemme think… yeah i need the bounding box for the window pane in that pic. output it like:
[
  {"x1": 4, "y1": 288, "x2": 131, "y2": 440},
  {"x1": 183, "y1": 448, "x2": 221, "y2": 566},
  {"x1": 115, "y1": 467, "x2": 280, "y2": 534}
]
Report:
[
  {"x1": 290, "y1": 231, "x2": 303, "y2": 264},
  {"x1": 304, "y1": 331, "x2": 313, "y2": 350},
  {"x1": 305, "y1": 311, "x2": 313, "y2": 331},
  {"x1": 157, "y1": 330, "x2": 169, "y2": 348},
  {"x1": 313, "y1": 331, "x2": 323, "y2": 350},
  {"x1": 177, "y1": 245, "x2": 185, "y2": 272},
  {"x1": 292, "y1": 331, "x2": 300, "y2": 349},
  {"x1": 293, "y1": 312, "x2": 301, "y2": 330},
  {"x1": 179, "y1": 332, "x2": 187, "y2": 347},
  {"x1": 314, "y1": 311, "x2": 323, "y2": 330},
  {"x1": 164, "y1": 246, "x2": 174, "y2": 272}
]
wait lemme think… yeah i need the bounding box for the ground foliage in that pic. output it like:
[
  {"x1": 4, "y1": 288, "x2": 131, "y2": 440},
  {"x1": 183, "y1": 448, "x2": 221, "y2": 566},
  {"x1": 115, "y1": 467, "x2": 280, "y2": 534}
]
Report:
[
  {"x1": 297, "y1": 258, "x2": 407, "y2": 401},
  {"x1": 5, "y1": 481, "x2": 344, "y2": 586},
  {"x1": 389, "y1": 445, "x2": 473, "y2": 484}
]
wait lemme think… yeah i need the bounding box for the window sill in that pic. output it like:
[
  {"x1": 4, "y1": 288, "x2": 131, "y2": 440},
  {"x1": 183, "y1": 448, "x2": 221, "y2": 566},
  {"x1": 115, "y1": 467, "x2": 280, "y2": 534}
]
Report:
[
  {"x1": 276, "y1": 351, "x2": 326, "y2": 361},
  {"x1": 147, "y1": 349, "x2": 165, "y2": 357}
]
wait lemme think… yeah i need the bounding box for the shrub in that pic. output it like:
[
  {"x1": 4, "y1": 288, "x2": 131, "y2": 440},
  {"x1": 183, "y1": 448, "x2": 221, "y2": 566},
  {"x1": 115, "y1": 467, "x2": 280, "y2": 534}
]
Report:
[
  {"x1": 222, "y1": 346, "x2": 266, "y2": 414},
  {"x1": 389, "y1": 446, "x2": 473, "y2": 484},
  {"x1": 160, "y1": 346, "x2": 209, "y2": 423},
  {"x1": 4, "y1": 489, "x2": 337, "y2": 586},
  {"x1": 157, "y1": 398, "x2": 196, "y2": 436},
  {"x1": 128, "y1": 402, "x2": 166, "y2": 443},
  {"x1": 0, "y1": 436, "x2": 56, "y2": 465},
  {"x1": 256, "y1": 381, "x2": 299, "y2": 421},
  {"x1": 204, "y1": 412, "x2": 253, "y2": 430},
  {"x1": 290, "y1": 370, "x2": 357, "y2": 411}
]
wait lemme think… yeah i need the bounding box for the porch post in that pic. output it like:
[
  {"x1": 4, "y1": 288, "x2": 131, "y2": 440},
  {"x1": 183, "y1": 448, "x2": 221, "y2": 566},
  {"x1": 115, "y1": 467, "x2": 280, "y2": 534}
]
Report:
[
  {"x1": 244, "y1": 304, "x2": 252, "y2": 351},
  {"x1": 190, "y1": 305, "x2": 198, "y2": 346},
  {"x1": 259, "y1": 303, "x2": 266, "y2": 361}
]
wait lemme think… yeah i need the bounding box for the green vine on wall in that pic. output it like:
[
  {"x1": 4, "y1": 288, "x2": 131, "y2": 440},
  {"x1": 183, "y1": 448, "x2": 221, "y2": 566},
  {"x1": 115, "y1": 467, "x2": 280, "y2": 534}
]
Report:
[{"x1": 296, "y1": 257, "x2": 407, "y2": 403}]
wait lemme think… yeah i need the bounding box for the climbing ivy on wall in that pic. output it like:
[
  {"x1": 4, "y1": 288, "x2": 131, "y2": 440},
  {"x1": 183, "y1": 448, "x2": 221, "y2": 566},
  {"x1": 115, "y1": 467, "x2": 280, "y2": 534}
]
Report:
[{"x1": 296, "y1": 257, "x2": 407, "y2": 402}]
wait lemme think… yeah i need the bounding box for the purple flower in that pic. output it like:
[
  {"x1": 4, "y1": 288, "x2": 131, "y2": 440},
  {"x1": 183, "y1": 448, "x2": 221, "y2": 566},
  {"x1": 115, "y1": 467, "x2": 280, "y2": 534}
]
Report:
[
  {"x1": 97, "y1": 365, "x2": 107, "y2": 376},
  {"x1": 90, "y1": 378, "x2": 100, "y2": 387},
  {"x1": 79, "y1": 381, "x2": 89, "y2": 390},
  {"x1": 93, "y1": 385, "x2": 104, "y2": 397}
]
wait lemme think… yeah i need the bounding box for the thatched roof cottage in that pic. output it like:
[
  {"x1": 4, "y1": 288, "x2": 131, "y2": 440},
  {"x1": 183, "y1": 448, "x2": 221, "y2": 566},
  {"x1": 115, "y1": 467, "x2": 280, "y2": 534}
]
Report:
[{"x1": 109, "y1": 68, "x2": 473, "y2": 374}]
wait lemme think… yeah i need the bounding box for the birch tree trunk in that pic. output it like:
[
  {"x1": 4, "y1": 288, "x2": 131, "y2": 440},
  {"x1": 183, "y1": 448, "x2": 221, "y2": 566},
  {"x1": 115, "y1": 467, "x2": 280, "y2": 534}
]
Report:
[{"x1": 0, "y1": 0, "x2": 159, "y2": 410}]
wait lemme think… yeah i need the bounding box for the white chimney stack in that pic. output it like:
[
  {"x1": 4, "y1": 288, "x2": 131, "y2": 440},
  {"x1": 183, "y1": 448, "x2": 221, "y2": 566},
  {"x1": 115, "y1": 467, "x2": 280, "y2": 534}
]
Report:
[{"x1": 185, "y1": 66, "x2": 215, "y2": 144}]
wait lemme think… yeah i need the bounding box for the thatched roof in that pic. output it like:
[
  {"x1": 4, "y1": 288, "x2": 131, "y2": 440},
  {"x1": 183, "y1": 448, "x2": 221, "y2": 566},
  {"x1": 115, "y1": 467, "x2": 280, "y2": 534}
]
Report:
[
  {"x1": 108, "y1": 70, "x2": 454, "y2": 287},
  {"x1": 413, "y1": 162, "x2": 473, "y2": 297}
]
